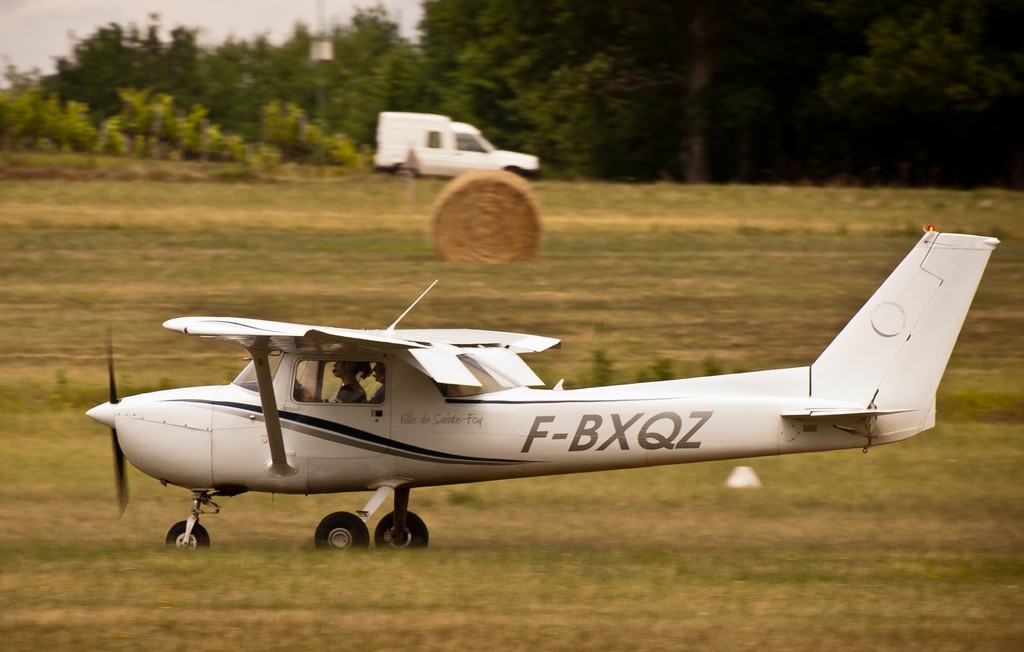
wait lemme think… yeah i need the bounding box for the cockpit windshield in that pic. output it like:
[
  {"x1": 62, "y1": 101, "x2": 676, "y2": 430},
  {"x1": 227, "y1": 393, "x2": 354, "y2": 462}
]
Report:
[{"x1": 231, "y1": 351, "x2": 283, "y2": 392}]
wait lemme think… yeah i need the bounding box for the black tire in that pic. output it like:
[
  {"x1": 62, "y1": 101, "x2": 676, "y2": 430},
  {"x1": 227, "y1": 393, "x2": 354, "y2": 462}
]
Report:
[
  {"x1": 314, "y1": 511, "x2": 370, "y2": 550},
  {"x1": 374, "y1": 511, "x2": 429, "y2": 549},
  {"x1": 165, "y1": 520, "x2": 210, "y2": 549},
  {"x1": 504, "y1": 166, "x2": 537, "y2": 179}
]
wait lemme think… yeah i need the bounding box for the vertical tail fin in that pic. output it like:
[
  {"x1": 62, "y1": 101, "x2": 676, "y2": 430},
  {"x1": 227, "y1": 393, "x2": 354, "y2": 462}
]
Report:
[{"x1": 810, "y1": 232, "x2": 998, "y2": 436}]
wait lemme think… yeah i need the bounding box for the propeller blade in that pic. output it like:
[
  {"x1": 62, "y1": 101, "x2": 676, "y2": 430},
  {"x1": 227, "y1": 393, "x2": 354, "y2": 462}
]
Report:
[
  {"x1": 106, "y1": 326, "x2": 119, "y2": 405},
  {"x1": 106, "y1": 327, "x2": 128, "y2": 515},
  {"x1": 112, "y1": 428, "x2": 128, "y2": 516}
]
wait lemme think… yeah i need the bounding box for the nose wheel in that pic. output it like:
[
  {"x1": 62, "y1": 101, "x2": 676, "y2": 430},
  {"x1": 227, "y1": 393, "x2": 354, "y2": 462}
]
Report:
[
  {"x1": 166, "y1": 490, "x2": 219, "y2": 549},
  {"x1": 166, "y1": 520, "x2": 210, "y2": 548}
]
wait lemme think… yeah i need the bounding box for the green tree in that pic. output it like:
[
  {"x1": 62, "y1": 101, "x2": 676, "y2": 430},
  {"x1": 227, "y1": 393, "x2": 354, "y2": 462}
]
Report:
[
  {"x1": 162, "y1": 26, "x2": 203, "y2": 110},
  {"x1": 816, "y1": 0, "x2": 1024, "y2": 185},
  {"x1": 60, "y1": 100, "x2": 97, "y2": 151},
  {"x1": 47, "y1": 23, "x2": 143, "y2": 118},
  {"x1": 45, "y1": 16, "x2": 203, "y2": 123},
  {"x1": 178, "y1": 104, "x2": 209, "y2": 158},
  {"x1": 321, "y1": 7, "x2": 430, "y2": 145},
  {"x1": 820, "y1": 0, "x2": 1022, "y2": 118},
  {"x1": 0, "y1": 86, "x2": 97, "y2": 152},
  {"x1": 118, "y1": 88, "x2": 153, "y2": 141},
  {"x1": 200, "y1": 29, "x2": 314, "y2": 142},
  {"x1": 1, "y1": 87, "x2": 45, "y2": 148},
  {"x1": 420, "y1": 0, "x2": 691, "y2": 178},
  {"x1": 96, "y1": 116, "x2": 126, "y2": 156}
]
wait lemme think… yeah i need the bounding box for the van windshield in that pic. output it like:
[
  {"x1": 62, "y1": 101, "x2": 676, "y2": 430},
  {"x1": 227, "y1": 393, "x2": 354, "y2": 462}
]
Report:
[
  {"x1": 456, "y1": 133, "x2": 493, "y2": 153},
  {"x1": 477, "y1": 134, "x2": 496, "y2": 151}
]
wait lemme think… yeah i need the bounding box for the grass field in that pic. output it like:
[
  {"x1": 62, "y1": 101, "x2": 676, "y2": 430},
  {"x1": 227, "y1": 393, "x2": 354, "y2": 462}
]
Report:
[{"x1": 1, "y1": 174, "x2": 1022, "y2": 649}]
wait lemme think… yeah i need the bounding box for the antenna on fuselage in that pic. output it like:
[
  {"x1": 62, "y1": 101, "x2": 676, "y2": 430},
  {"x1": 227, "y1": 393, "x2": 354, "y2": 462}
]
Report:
[{"x1": 387, "y1": 279, "x2": 438, "y2": 333}]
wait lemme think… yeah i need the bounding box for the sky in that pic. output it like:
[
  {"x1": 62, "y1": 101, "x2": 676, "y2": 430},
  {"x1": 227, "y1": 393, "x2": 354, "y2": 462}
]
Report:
[{"x1": 0, "y1": 0, "x2": 425, "y2": 76}]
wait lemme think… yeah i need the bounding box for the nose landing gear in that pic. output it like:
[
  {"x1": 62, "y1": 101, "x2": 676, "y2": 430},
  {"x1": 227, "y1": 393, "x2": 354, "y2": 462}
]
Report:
[{"x1": 166, "y1": 490, "x2": 219, "y2": 549}]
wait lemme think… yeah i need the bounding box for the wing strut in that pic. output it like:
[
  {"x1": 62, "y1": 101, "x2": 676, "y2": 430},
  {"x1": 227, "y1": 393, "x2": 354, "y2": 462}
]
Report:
[{"x1": 248, "y1": 346, "x2": 298, "y2": 477}]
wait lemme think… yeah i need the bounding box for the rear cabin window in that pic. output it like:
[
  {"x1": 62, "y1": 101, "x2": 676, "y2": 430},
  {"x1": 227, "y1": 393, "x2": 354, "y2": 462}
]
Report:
[
  {"x1": 426, "y1": 131, "x2": 442, "y2": 148},
  {"x1": 293, "y1": 359, "x2": 386, "y2": 404},
  {"x1": 438, "y1": 354, "x2": 518, "y2": 397}
]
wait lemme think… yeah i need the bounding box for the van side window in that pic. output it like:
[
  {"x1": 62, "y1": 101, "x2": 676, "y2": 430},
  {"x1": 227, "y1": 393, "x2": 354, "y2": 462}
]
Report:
[
  {"x1": 456, "y1": 134, "x2": 487, "y2": 153},
  {"x1": 426, "y1": 131, "x2": 441, "y2": 148}
]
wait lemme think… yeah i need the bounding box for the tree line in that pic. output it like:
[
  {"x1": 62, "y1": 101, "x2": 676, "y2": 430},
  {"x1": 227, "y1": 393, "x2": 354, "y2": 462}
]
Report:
[{"x1": 2, "y1": 1, "x2": 1022, "y2": 186}]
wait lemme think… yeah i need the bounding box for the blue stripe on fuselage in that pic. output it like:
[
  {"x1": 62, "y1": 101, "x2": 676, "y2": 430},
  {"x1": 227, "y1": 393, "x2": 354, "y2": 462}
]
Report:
[{"x1": 168, "y1": 399, "x2": 527, "y2": 465}]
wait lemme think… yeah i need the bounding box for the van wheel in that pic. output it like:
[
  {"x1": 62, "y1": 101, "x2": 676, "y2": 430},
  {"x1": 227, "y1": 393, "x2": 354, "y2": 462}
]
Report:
[
  {"x1": 503, "y1": 166, "x2": 524, "y2": 177},
  {"x1": 396, "y1": 165, "x2": 419, "y2": 178}
]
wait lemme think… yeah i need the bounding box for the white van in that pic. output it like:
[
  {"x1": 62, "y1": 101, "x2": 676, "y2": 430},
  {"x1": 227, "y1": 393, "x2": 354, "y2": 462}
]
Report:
[{"x1": 373, "y1": 112, "x2": 539, "y2": 178}]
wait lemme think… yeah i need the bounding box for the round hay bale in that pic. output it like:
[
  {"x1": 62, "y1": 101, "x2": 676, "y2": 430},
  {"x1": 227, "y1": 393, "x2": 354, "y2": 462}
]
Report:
[{"x1": 431, "y1": 170, "x2": 541, "y2": 262}]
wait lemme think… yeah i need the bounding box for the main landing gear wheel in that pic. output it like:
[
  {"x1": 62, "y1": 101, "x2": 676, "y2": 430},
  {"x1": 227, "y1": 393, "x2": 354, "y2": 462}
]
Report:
[
  {"x1": 314, "y1": 511, "x2": 370, "y2": 550},
  {"x1": 166, "y1": 521, "x2": 210, "y2": 549},
  {"x1": 374, "y1": 511, "x2": 429, "y2": 549}
]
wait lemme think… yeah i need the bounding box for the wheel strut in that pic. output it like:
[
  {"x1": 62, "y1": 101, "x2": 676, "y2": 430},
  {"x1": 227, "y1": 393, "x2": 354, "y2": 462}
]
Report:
[
  {"x1": 183, "y1": 490, "x2": 220, "y2": 541},
  {"x1": 391, "y1": 487, "x2": 409, "y2": 541}
]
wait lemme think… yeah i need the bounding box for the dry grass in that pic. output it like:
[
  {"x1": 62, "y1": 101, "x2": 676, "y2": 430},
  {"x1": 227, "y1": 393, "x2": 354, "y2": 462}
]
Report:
[{"x1": 0, "y1": 176, "x2": 1021, "y2": 649}]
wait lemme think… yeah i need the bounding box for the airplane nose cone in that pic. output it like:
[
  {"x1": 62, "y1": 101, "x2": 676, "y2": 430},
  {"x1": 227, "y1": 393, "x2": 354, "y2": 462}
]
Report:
[{"x1": 87, "y1": 401, "x2": 118, "y2": 429}]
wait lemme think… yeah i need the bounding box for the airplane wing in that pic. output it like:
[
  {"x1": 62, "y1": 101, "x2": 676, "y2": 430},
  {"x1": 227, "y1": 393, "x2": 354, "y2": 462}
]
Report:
[
  {"x1": 162, "y1": 316, "x2": 422, "y2": 352},
  {"x1": 391, "y1": 328, "x2": 561, "y2": 354},
  {"x1": 163, "y1": 316, "x2": 557, "y2": 387}
]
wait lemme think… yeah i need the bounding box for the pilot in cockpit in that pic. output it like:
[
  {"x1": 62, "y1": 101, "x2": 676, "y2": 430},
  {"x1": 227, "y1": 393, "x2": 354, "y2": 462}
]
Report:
[{"x1": 332, "y1": 361, "x2": 368, "y2": 403}]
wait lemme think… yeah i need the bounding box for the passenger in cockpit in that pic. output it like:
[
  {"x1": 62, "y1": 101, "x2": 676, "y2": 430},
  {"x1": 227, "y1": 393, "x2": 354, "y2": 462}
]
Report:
[{"x1": 369, "y1": 363, "x2": 386, "y2": 403}]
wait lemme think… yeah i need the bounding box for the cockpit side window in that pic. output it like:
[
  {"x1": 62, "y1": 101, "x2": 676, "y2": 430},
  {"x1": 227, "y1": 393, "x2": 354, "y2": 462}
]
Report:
[{"x1": 292, "y1": 358, "x2": 386, "y2": 404}]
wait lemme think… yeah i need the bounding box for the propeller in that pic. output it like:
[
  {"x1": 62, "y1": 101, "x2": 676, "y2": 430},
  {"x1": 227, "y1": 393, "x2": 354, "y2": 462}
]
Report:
[{"x1": 106, "y1": 327, "x2": 129, "y2": 516}]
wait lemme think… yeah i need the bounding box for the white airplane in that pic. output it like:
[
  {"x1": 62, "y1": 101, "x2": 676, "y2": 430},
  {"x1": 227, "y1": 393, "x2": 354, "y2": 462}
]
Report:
[{"x1": 87, "y1": 231, "x2": 998, "y2": 549}]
